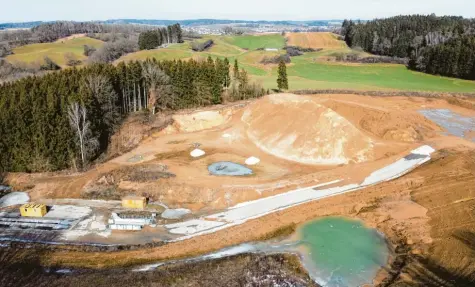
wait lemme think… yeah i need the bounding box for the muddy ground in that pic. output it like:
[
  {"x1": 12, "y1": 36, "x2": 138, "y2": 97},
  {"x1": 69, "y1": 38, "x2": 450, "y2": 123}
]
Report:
[{"x1": 0, "y1": 250, "x2": 317, "y2": 287}]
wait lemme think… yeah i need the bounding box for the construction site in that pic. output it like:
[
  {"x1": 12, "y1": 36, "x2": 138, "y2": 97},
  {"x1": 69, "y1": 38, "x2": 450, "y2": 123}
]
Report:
[{"x1": 1, "y1": 92, "x2": 474, "y2": 285}]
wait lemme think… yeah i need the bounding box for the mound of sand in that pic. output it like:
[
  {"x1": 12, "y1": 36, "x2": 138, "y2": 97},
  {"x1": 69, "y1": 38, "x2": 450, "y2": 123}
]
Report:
[
  {"x1": 242, "y1": 94, "x2": 374, "y2": 165},
  {"x1": 323, "y1": 100, "x2": 440, "y2": 142},
  {"x1": 170, "y1": 110, "x2": 233, "y2": 133}
]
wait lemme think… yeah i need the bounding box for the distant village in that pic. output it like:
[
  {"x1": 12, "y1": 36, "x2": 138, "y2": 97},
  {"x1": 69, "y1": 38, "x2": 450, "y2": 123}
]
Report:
[{"x1": 183, "y1": 22, "x2": 342, "y2": 35}]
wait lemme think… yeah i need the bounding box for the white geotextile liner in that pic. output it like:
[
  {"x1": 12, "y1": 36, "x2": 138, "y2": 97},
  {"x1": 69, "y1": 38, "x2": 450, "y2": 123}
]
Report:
[
  {"x1": 161, "y1": 208, "x2": 191, "y2": 219},
  {"x1": 0, "y1": 192, "x2": 29, "y2": 207},
  {"x1": 166, "y1": 146, "x2": 435, "y2": 237},
  {"x1": 165, "y1": 219, "x2": 225, "y2": 235}
]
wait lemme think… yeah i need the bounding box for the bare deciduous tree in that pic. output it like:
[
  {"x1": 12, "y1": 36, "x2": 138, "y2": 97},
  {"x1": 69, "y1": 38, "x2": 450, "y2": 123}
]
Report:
[
  {"x1": 142, "y1": 62, "x2": 174, "y2": 114},
  {"x1": 67, "y1": 102, "x2": 98, "y2": 169},
  {"x1": 83, "y1": 75, "x2": 119, "y2": 128}
]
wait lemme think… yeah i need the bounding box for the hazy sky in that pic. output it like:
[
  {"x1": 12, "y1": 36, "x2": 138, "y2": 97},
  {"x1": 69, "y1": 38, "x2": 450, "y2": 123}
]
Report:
[{"x1": 1, "y1": 0, "x2": 474, "y2": 22}]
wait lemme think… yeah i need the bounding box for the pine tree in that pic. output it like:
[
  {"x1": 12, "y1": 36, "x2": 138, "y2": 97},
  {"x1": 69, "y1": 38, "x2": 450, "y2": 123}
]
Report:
[
  {"x1": 223, "y1": 58, "x2": 230, "y2": 88},
  {"x1": 277, "y1": 60, "x2": 288, "y2": 90},
  {"x1": 233, "y1": 59, "x2": 239, "y2": 80}
]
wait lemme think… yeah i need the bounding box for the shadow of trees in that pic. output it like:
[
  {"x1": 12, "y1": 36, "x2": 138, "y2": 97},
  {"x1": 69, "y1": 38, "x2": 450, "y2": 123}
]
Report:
[
  {"x1": 387, "y1": 230, "x2": 475, "y2": 287},
  {"x1": 0, "y1": 248, "x2": 60, "y2": 287}
]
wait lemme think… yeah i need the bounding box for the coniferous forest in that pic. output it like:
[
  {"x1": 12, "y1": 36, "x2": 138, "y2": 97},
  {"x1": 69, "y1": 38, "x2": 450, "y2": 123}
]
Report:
[
  {"x1": 0, "y1": 57, "x2": 265, "y2": 173},
  {"x1": 138, "y1": 24, "x2": 183, "y2": 50},
  {"x1": 342, "y1": 15, "x2": 475, "y2": 80}
]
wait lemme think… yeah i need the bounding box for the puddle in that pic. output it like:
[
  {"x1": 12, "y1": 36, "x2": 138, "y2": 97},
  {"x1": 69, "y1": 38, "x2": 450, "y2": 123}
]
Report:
[
  {"x1": 419, "y1": 109, "x2": 475, "y2": 142},
  {"x1": 136, "y1": 217, "x2": 389, "y2": 286},
  {"x1": 208, "y1": 161, "x2": 253, "y2": 176}
]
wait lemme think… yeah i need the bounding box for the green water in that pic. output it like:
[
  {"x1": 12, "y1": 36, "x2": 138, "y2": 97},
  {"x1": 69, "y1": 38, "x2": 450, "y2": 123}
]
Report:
[
  {"x1": 135, "y1": 217, "x2": 390, "y2": 286},
  {"x1": 297, "y1": 217, "x2": 389, "y2": 287}
]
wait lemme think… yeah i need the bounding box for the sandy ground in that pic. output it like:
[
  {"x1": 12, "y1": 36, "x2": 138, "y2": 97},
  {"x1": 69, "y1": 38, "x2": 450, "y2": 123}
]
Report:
[
  {"x1": 54, "y1": 34, "x2": 87, "y2": 43},
  {"x1": 3, "y1": 93, "x2": 475, "y2": 285},
  {"x1": 286, "y1": 32, "x2": 347, "y2": 49},
  {"x1": 7, "y1": 93, "x2": 447, "y2": 213}
]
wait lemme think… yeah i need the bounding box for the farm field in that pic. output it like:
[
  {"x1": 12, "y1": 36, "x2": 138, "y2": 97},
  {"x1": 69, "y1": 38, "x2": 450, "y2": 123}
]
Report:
[
  {"x1": 6, "y1": 36, "x2": 104, "y2": 67},
  {"x1": 223, "y1": 33, "x2": 286, "y2": 50},
  {"x1": 116, "y1": 33, "x2": 475, "y2": 93},
  {"x1": 286, "y1": 32, "x2": 347, "y2": 49}
]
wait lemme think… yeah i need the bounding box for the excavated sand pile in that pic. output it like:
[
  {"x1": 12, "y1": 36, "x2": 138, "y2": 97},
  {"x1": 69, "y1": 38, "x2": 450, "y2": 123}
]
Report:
[
  {"x1": 242, "y1": 94, "x2": 374, "y2": 165},
  {"x1": 323, "y1": 100, "x2": 440, "y2": 142},
  {"x1": 168, "y1": 109, "x2": 233, "y2": 133}
]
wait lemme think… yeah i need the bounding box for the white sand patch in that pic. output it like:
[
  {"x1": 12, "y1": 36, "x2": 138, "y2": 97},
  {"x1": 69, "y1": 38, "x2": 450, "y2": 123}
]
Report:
[
  {"x1": 0, "y1": 192, "x2": 29, "y2": 207},
  {"x1": 62, "y1": 213, "x2": 111, "y2": 240},
  {"x1": 45, "y1": 205, "x2": 92, "y2": 220},
  {"x1": 165, "y1": 219, "x2": 226, "y2": 235},
  {"x1": 190, "y1": 149, "x2": 205, "y2": 158},
  {"x1": 161, "y1": 208, "x2": 191, "y2": 219},
  {"x1": 245, "y1": 156, "x2": 260, "y2": 165},
  {"x1": 222, "y1": 133, "x2": 231, "y2": 138}
]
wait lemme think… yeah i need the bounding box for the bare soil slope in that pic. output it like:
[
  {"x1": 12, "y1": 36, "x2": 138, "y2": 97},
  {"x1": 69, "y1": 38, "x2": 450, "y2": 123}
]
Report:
[
  {"x1": 242, "y1": 93, "x2": 375, "y2": 164},
  {"x1": 286, "y1": 32, "x2": 347, "y2": 49}
]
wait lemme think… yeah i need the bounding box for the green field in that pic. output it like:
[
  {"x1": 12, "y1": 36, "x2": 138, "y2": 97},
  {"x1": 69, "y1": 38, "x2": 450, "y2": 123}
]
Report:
[
  {"x1": 7, "y1": 37, "x2": 104, "y2": 67},
  {"x1": 12, "y1": 33, "x2": 475, "y2": 93},
  {"x1": 223, "y1": 34, "x2": 286, "y2": 50}
]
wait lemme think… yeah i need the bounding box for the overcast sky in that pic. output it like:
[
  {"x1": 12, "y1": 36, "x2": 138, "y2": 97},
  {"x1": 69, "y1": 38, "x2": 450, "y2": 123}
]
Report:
[{"x1": 1, "y1": 0, "x2": 474, "y2": 22}]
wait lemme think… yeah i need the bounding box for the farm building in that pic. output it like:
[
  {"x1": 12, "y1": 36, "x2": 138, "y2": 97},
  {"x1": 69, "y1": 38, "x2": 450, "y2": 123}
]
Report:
[
  {"x1": 122, "y1": 196, "x2": 147, "y2": 209},
  {"x1": 20, "y1": 203, "x2": 47, "y2": 217}
]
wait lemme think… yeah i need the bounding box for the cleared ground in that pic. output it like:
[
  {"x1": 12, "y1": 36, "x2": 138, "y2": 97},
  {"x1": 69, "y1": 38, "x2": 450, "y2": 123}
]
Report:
[
  {"x1": 6, "y1": 37, "x2": 104, "y2": 67},
  {"x1": 286, "y1": 32, "x2": 347, "y2": 49},
  {"x1": 2, "y1": 92, "x2": 475, "y2": 287}
]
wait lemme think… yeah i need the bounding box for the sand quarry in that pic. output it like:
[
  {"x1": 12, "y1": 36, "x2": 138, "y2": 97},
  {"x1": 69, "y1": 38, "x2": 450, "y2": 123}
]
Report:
[
  {"x1": 17, "y1": 93, "x2": 443, "y2": 209},
  {"x1": 3, "y1": 93, "x2": 475, "y2": 247},
  {"x1": 1, "y1": 92, "x2": 474, "y2": 287}
]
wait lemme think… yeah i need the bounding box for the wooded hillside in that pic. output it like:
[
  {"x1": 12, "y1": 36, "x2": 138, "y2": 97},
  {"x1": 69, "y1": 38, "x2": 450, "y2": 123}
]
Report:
[
  {"x1": 342, "y1": 15, "x2": 475, "y2": 80},
  {"x1": 0, "y1": 57, "x2": 265, "y2": 173}
]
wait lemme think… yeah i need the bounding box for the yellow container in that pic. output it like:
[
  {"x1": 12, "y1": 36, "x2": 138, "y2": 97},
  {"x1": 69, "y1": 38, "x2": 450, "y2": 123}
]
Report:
[
  {"x1": 121, "y1": 196, "x2": 147, "y2": 209},
  {"x1": 20, "y1": 203, "x2": 47, "y2": 217}
]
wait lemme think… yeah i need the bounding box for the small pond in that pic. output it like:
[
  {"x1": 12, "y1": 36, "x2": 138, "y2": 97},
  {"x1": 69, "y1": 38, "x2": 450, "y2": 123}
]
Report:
[
  {"x1": 208, "y1": 161, "x2": 253, "y2": 176},
  {"x1": 296, "y1": 217, "x2": 389, "y2": 286},
  {"x1": 136, "y1": 217, "x2": 389, "y2": 286},
  {"x1": 419, "y1": 109, "x2": 475, "y2": 142}
]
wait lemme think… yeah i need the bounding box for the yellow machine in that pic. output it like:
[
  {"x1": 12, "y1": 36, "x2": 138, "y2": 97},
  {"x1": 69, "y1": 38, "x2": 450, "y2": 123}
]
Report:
[
  {"x1": 20, "y1": 203, "x2": 47, "y2": 217},
  {"x1": 121, "y1": 196, "x2": 147, "y2": 209}
]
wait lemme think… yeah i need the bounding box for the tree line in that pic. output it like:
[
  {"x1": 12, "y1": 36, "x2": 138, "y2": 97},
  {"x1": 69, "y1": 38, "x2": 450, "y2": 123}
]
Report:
[
  {"x1": 138, "y1": 24, "x2": 183, "y2": 50},
  {"x1": 409, "y1": 35, "x2": 475, "y2": 80},
  {"x1": 341, "y1": 15, "x2": 475, "y2": 80},
  {"x1": 0, "y1": 57, "x2": 266, "y2": 173}
]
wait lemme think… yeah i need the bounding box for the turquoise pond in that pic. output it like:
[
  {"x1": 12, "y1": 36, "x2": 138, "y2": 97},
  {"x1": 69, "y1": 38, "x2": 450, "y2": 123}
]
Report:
[
  {"x1": 136, "y1": 217, "x2": 390, "y2": 286},
  {"x1": 295, "y1": 217, "x2": 389, "y2": 287}
]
